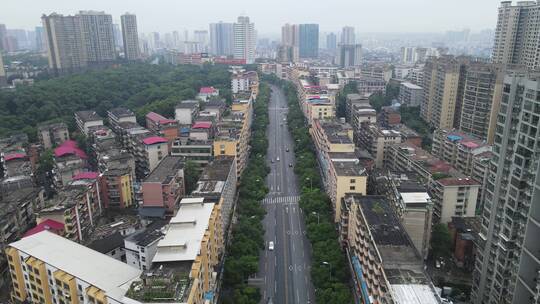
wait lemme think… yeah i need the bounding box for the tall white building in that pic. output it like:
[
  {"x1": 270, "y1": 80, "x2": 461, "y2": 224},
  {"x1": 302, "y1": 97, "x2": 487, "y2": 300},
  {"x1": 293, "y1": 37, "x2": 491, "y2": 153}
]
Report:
[
  {"x1": 78, "y1": 11, "x2": 116, "y2": 64},
  {"x1": 209, "y1": 22, "x2": 233, "y2": 56},
  {"x1": 233, "y1": 16, "x2": 256, "y2": 64},
  {"x1": 340, "y1": 26, "x2": 355, "y2": 44},
  {"x1": 121, "y1": 13, "x2": 140, "y2": 61}
]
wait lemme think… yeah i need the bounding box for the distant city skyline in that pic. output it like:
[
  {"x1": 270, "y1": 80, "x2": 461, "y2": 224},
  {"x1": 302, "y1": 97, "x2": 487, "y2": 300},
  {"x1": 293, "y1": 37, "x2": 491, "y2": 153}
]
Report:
[{"x1": 1, "y1": 0, "x2": 499, "y2": 35}]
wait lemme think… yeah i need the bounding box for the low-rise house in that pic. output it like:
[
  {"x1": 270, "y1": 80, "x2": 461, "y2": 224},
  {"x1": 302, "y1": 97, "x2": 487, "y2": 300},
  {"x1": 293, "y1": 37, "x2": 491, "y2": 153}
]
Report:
[
  {"x1": 88, "y1": 232, "x2": 126, "y2": 262},
  {"x1": 197, "y1": 86, "x2": 220, "y2": 102},
  {"x1": 124, "y1": 220, "x2": 167, "y2": 271}
]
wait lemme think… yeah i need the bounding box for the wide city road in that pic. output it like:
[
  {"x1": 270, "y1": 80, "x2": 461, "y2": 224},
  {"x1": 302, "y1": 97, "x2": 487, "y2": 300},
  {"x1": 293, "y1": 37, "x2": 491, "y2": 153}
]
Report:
[{"x1": 256, "y1": 85, "x2": 314, "y2": 304}]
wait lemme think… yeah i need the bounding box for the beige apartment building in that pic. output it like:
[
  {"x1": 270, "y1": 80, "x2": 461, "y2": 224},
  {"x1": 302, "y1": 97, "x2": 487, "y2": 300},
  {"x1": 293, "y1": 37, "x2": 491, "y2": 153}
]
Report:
[{"x1": 421, "y1": 55, "x2": 467, "y2": 129}]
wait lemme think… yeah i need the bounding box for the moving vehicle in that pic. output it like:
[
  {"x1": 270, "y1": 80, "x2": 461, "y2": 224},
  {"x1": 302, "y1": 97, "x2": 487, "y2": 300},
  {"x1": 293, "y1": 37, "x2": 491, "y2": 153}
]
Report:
[
  {"x1": 276, "y1": 157, "x2": 280, "y2": 161},
  {"x1": 268, "y1": 241, "x2": 274, "y2": 251},
  {"x1": 286, "y1": 147, "x2": 289, "y2": 152},
  {"x1": 289, "y1": 163, "x2": 293, "y2": 167}
]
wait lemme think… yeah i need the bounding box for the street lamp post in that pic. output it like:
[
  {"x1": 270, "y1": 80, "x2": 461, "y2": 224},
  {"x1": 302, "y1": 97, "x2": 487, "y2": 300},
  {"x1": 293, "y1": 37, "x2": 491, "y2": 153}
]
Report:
[
  {"x1": 322, "y1": 261, "x2": 332, "y2": 280},
  {"x1": 312, "y1": 211, "x2": 319, "y2": 224},
  {"x1": 306, "y1": 177, "x2": 312, "y2": 191}
]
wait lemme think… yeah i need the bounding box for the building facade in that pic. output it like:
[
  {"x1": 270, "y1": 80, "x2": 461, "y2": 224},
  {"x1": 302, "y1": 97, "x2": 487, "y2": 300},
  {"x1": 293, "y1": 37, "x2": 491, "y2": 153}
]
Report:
[
  {"x1": 41, "y1": 13, "x2": 87, "y2": 74},
  {"x1": 492, "y1": 1, "x2": 540, "y2": 69},
  {"x1": 210, "y1": 22, "x2": 233, "y2": 56},
  {"x1": 78, "y1": 11, "x2": 116, "y2": 65},
  {"x1": 298, "y1": 24, "x2": 319, "y2": 59},
  {"x1": 120, "y1": 13, "x2": 140, "y2": 61},
  {"x1": 472, "y1": 70, "x2": 540, "y2": 304},
  {"x1": 233, "y1": 16, "x2": 256, "y2": 64},
  {"x1": 459, "y1": 63, "x2": 503, "y2": 144},
  {"x1": 421, "y1": 55, "x2": 468, "y2": 129}
]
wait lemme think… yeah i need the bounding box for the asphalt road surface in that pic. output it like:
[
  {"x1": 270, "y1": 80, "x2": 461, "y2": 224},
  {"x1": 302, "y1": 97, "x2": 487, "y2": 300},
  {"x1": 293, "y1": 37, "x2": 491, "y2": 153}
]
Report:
[{"x1": 256, "y1": 85, "x2": 314, "y2": 304}]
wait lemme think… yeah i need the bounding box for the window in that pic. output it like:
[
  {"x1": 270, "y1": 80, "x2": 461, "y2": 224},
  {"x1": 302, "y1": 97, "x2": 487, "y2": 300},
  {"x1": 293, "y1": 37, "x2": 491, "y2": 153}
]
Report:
[
  {"x1": 350, "y1": 179, "x2": 356, "y2": 183},
  {"x1": 350, "y1": 186, "x2": 356, "y2": 190}
]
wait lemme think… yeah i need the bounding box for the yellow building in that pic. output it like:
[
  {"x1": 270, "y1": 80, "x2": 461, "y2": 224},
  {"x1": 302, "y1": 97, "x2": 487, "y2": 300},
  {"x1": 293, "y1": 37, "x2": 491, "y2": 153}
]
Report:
[
  {"x1": 329, "y1": 160, "x2": 367, "y2": 222},
  {"x1": 309, "y1": 119, "x2": 368, "y2": 222},
  {"x1": 214, "y1": 99, "x2": 252, "y2": 178},
  {"x1": 421, "y1": 55, "x2": 468, "y2": 129},
  {"x1": 128, "y1": 197, "x2": 223, "y2": 304},
  {"x1": 5, "y1": 231, "x2": 142, "y2": 304}
]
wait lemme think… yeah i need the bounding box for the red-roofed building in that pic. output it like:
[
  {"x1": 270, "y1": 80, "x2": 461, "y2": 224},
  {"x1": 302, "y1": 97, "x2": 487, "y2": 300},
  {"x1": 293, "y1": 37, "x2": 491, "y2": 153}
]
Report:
[
  {"x1": 53, "y1": 140, "x2": 88, "y2": 187},
  {"x1": 72, "y1": 171, "x2": 99, "y2": 180},
  {"x1": 23, "y1": 219, "x2": 65, "y2": 238},
  {"x1": 133, "y1": 135, "x2": 169, "y2": 179},
  {"x1": 192, "y1": 121, "x2": 212, "y2": 129},
  {"x1": 197, "y1": 86, "x2": 220, "y2": 102},
  {"x1": 145, "y1": 112, "x2": 179, "y2": 146},
  {"x1": 432, "y1": 129, "x2": 491, "y2": 176}
]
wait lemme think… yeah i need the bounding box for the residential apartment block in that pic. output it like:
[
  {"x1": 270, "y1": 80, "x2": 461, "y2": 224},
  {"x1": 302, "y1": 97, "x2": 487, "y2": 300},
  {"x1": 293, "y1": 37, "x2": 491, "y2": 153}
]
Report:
[
  {"x1": 492, "y1": 1, "x2": 540, "y2": 69},
  {"x1": 386, "y1": 142, "x2": 480, "y2": 224},
  {"x1": 120, "y1": 13, "x2": 140, "y2": 61},
  {"x1": 6, "y1": 231, "x2": 142, "y2": 304},
  {"x1": 459, "y1": 63, "x2": 504, "y2": 144},
  {"x1": 356, "y1": 124, "x2": 401, "y2": 168},
  {"x1": 421, "y1": 55, "x2": 468, "y2": 129},
  {"x1": 472, "y1": 70, "x2": 540, "y2": 304},
  {"x1": 310, "y1": 120, "x2": 367, "y2": 222},
  {"x1": 141, "y1": 156, "x2": 184, "y2": 215},
  {"x1": 192, "y1": 156, "x2": 237, "y2": 231},
  {"x1": 37, "y1": 174, "x2": 102, "y2": 243},
  {"x1": 340, "y1": 195, "x2": 441, "y2": 303},
  {"x1": 107, "y1": 107, "x2": 137, "y2": 133},
  {"x1": 75, "y1": 111, "x2": 104, "y2": 136},
  {"x1": 213, "y1": 99, "x2": 252, "y2": 177},
  {"x1": 398, "y1": 82, "x2": 423, "y2": 107},
  {"x1": 37, "y1": 122, "x2": 69, "y2": 149}
]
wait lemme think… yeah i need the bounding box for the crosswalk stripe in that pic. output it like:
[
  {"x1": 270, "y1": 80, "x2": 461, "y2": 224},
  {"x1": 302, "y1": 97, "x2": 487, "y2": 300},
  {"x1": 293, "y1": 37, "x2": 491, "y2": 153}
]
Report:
[{"x1": 261, "y1": 195, "x2": 301, "y2": 205}]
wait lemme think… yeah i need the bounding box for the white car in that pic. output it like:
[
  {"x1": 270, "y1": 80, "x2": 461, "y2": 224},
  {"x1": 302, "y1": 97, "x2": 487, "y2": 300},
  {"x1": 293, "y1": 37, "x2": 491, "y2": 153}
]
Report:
[
  {"x1": 276, "y1": 157, "x2": 280, "y2": 161},
  {"x1": 268, "y1": 241, "x2": 274, "y2": 251}
]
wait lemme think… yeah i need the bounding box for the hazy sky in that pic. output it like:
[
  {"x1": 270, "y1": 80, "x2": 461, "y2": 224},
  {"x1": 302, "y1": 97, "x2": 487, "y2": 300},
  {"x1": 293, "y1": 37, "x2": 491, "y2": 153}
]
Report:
[{"x1": 1, "y1": 0, "x2": 500, "y2": 35}]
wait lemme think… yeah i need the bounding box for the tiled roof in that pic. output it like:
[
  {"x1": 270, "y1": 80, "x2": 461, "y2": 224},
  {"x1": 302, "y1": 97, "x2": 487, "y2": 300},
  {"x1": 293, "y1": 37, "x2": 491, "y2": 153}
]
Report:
[
  {"x1": 199, "y1": 87, "x2": 217, "y2": 94},
  {"x1": 54, "y1": 140, "x2": 87, "y2": 159},
  {"x1": 23, "y1": 219, "x2": 64, "y2": 237},
  {"x1": 4, "y1": 152, "x2": 27, "y2": 161},
  {"x1": 142, "y1": 136, "x2": 168, "y2": 145},
  {"x1": 192, "y1": 122, "x2": 212, "y2": 129},
  {"x1": 72, "y1": 172, "x2": 99, "y2": 180}
]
